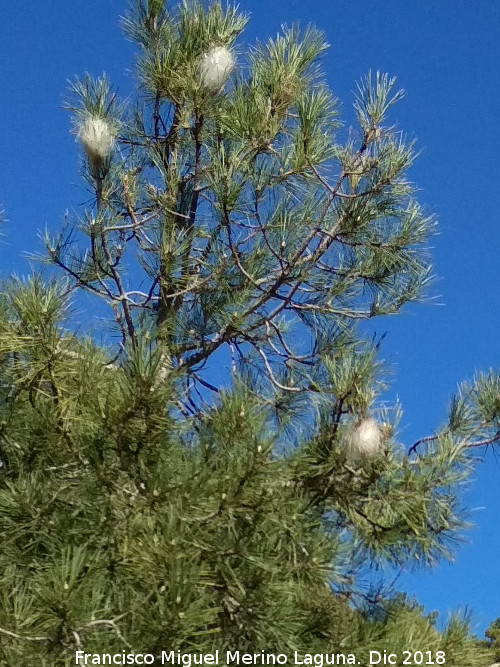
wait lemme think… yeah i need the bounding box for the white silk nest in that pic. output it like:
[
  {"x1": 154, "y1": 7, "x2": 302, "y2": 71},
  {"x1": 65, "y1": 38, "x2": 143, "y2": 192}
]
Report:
[
  {"x1": 344, "y1": 417, "x2": 383, "y2": 464},
  {"x1": 77, "y1": 116, "x2": 116, "y2": 167},
  {"x1": 199, "y1": 46, "x2": 235, "y2": 93}
]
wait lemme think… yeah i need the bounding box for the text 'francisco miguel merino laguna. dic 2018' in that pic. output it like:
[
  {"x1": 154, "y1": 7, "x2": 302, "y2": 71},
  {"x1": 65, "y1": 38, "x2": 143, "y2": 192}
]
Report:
[{"x1": 76, "y1": 649, "x2": 444, "y2": 665}]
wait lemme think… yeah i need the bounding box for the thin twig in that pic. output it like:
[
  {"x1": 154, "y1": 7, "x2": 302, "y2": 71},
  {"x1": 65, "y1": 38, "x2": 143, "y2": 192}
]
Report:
[{"x1": 0, "y1": 626, "x2": 47, "y2": 642}]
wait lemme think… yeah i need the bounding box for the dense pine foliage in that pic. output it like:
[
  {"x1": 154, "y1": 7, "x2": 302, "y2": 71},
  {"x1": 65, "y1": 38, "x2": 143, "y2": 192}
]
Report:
[{"x1": 0, "y1": 1, "x2": 498, "y2": 664}]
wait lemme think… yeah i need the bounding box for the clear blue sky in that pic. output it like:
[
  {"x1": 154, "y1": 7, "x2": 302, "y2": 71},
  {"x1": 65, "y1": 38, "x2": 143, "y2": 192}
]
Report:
[{"x1": 1, "y1": 0, "x2": 498, "y2": 636}]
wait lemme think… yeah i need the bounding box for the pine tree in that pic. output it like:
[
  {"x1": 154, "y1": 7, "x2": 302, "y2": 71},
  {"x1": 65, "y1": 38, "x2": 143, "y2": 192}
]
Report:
[
  {"x1": 0, "y1": 1, "x2": 498, "y2": 665},
  {"x1": 478, "y1": 618, "x2": 500, "y2": 663}
]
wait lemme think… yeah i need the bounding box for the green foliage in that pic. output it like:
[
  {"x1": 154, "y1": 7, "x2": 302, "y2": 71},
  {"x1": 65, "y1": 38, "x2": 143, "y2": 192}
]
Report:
[
  {"x1": 0, "y1": 0, "x2": 499, "y2": 664},
  {"x1": 482, "y1": 617, "x2": 500, "y2": 661}
]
